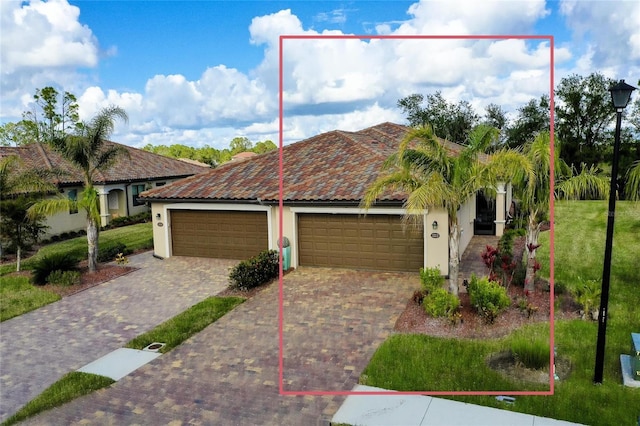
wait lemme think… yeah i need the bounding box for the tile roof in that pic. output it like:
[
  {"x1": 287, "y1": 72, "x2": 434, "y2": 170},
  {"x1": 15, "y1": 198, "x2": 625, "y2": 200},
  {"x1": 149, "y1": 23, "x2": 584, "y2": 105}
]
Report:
[
  {"x1": 142, "y1": 122, "x2": 476, "y2": 205},
  {"x1": 0, "y1": 142, "x2": 209, "y2": 186}
]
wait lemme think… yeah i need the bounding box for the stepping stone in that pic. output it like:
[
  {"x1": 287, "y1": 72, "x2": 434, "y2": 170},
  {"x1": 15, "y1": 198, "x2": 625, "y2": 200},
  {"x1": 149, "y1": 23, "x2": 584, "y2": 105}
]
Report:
[{"x1": 78, "y1": 348, "x2": 161, "y2": 381}]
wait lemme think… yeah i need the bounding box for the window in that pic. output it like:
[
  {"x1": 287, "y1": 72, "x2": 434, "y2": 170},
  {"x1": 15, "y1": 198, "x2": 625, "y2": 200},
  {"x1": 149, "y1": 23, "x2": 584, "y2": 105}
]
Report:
[
  {"x1": 68, "y1": 189, "x2": 78, "y2": 214},
  {"x1": 131, "y1": 184, "x2": 146, "y2": 206}
]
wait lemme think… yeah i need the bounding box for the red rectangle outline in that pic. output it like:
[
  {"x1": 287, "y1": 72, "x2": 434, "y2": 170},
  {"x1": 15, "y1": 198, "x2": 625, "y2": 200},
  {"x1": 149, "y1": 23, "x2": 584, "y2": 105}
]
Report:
[{"x1": 278, "y1": 34, "x2": 555, "y2": 397}]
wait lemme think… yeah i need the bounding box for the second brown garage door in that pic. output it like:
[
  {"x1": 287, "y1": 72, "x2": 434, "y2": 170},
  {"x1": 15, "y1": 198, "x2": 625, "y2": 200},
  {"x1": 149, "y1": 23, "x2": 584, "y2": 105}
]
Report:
[
  {"x1": 297, "y1": 213, "x2": 424, "y2": 272},
  {"x1": 171, "y1": 210, "x2": 268, "y2": 259}
]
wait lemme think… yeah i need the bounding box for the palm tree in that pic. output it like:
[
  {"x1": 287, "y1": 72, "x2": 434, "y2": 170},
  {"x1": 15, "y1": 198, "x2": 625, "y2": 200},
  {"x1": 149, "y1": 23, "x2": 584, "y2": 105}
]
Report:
[
  {"x1": 626, "y1": 160, "x2": 640, "y2": 201},
  {"x1": 0, "y1": 155, "x2": 58, "y2": 270},
  {"x1": 362, "y1": 125, "x2": 531, "y2": 296},
  {"x1": 29, "y1": 106, "x2": 128, "y2": 272},
  {"x1": 518, "y1": 132, "x2": 609, "y2": 292}
]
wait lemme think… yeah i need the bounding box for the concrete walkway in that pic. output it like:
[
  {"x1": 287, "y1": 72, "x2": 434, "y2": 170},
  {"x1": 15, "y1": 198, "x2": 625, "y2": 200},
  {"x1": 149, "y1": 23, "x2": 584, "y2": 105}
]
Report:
[
  {"x1": 332, "y1": 385, "x2": 583, "y2": 425},
  {"x1": 0, "y1": 252, "x2": 236, "y2": 422}
]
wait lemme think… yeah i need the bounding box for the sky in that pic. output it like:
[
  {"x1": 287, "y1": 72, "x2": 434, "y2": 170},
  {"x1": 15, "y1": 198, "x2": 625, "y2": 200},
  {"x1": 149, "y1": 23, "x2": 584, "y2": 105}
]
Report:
[{"x1": 1, "y1": 0, "x2": 639, "y2": 149}]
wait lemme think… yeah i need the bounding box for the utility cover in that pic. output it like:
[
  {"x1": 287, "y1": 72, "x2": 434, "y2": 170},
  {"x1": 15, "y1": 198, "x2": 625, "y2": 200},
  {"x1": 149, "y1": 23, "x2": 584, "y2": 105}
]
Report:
[{"x1": 77, "y1": 348, "x2": 161, "y2": 381}]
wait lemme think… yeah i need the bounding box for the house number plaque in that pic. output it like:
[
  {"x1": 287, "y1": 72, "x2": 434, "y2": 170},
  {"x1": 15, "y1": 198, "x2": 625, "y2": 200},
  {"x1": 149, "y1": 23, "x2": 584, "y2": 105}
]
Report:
[
  {"x1": 158, "y1": 222, "x2": 164, "y2": 227},
  {"x1": 430, "y1": 232, "x2": 440, "y2": 238}
]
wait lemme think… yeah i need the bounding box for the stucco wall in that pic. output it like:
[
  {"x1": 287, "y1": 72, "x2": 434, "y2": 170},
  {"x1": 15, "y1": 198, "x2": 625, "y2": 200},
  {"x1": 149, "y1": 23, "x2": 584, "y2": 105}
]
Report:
[
  {"x1": 424, "y1": 208, "x2": 449, "y2": 275},
  {"x1": 42, "y1": 187, "x2": 87, "y2": 237},
  {"x1": 457, "y1": 195, "x2": 476, "y2": 257}
]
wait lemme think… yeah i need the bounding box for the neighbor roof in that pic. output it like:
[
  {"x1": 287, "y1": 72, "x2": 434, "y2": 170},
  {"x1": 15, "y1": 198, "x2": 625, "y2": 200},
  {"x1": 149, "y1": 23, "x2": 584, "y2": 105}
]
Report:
[
  {"x1": 141, "y1": 122, "x2": 477, "y2": 206},
  {"x1": 0, "y1": 142, "x2": 209, "y2": 186}
]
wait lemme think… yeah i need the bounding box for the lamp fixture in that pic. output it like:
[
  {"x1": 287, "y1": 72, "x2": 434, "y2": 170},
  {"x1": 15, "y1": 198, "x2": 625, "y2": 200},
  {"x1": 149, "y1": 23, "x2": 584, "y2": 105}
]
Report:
[
  {"x1": 432, "y1": 220, "x2": 438, "y2": 230},
  {"x1": 156, "y1": 213, "x2": 161, "y2": 220},
  {"x1": 609, "y1": 79, "x2": 636, "y2": 111}
]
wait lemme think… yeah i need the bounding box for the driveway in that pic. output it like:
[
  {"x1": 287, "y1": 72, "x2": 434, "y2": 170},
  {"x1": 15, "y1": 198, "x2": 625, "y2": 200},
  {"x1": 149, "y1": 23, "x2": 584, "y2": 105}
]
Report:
[
  {"x1": 0, "y1": 252, "x2": 236, "y2": 423},
  {"x1": 20, "y1": 266, "x2": 418, "y2": 425}
]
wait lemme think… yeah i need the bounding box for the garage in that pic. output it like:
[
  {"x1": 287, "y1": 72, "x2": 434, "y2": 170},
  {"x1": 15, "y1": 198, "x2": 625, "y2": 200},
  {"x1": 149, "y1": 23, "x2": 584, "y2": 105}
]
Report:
[
  {"x1": 170, "y1": 210, "x2": 268, "y2": 259},
  {"x1": 297, "y1": 213, "x2": 424, "y2": 272}
]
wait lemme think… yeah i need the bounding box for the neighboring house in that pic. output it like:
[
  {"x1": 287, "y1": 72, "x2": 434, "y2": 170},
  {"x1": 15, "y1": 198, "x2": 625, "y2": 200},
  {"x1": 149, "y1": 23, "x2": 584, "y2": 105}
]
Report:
[
  {"x1": 141, "y1": 123, "x2": 511, "y2": 274},
  {"x1": 0, "y1": 142, "x2": 209, "y2": 237}
]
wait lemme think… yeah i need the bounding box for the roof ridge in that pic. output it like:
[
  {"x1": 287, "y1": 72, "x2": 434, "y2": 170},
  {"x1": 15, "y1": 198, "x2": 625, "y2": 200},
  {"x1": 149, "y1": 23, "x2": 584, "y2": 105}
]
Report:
[{"x1": 34, "y1": 143, "x2": 54, "y2": 171}]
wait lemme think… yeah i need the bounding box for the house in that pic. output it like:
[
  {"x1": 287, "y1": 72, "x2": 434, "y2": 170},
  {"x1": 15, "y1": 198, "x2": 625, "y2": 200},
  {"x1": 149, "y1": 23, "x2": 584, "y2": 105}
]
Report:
[
  {"x1": 0, "y1": 142, "x2": 209, "y2": 237},
  {"x1": 140, "y1": 123, "x2": 511, "y2": 274}
]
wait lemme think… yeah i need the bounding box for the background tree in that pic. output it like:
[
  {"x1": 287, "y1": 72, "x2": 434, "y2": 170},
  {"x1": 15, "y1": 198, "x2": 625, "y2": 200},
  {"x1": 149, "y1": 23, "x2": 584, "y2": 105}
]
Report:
[
  {"x1": 397, "y1": 92, "x2": 479, "y2": 143},
  {"x1": 362, "y1": 125, "x2": 530, "y2": 296},
  {"x1": 253, "y1": 140, "x2": 277, "y2": 154},
  {"x1": 555, "y1": 73, "x2": 616, "y2": 168},
  {"x1": 0, "y1": 155, "x2": 57, "y2": 270},
  {"x1": 505, "y1": 95, "x2": 550, "y2": 149},
  {"x1": 29, "y1": 106, "x2": 129, "y2": 272},
  {"x1": 229, "y1": 136, "x2": 253, "y2": 155},
  {"x1": 0, "y1": 120, "x2": 40, "y2": 146}
]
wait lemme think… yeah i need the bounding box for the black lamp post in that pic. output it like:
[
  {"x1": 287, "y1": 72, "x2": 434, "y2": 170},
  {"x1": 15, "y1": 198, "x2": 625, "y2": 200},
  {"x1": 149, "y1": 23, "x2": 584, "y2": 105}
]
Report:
[{"x1": 593, "y1": 79, "x2": 636, "y2": 384}]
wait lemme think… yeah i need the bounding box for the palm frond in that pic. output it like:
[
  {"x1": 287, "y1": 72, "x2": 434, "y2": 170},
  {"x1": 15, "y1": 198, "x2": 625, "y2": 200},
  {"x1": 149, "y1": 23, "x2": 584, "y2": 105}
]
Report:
[
  {"x1": 556, "y1": 163, "x2": 610, "y2": 200},
  {"x1": 28, "y1": 197, "x2": 76, "y2": 220},
  {"x1": 625, "y1": 160, "x2": 640, "y2": 201}
]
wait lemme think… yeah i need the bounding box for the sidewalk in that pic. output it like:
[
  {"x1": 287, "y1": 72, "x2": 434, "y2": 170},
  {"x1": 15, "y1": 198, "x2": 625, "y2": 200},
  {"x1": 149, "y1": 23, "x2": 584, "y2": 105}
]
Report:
[{"x1": 332, "y1": 385, "x2": 583, "y2": 426}]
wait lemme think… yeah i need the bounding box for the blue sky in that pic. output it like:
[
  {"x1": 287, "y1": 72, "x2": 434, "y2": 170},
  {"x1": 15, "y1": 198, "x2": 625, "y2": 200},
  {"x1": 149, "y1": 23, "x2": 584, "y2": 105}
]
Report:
[{"x1": 1, "y1": 1, "x2": 639, "y2": 149}]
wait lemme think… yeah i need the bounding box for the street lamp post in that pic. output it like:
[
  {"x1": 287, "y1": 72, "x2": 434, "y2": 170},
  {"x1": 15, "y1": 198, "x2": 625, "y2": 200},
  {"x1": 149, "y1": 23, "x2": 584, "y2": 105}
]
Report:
[{"x1": 593, "y1": 79, "x2": 636, "y2": 384}]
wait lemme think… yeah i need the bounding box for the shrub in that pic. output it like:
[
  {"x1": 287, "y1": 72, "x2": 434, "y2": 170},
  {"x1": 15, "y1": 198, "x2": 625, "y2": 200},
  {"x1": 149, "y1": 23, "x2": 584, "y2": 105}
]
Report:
[
  {"x1": 571, "y1": 277, "x2": 601, "y2": 320},
  {"x1": 46, "y1": 270, "x2": 81, "y2": 286},
  {"x1": 423, "y1": 288, "x2": 460, "y2": 318},
  {"x1": 510, "y1": 336, "x2": 550, "y2": 370},
  {"x1": 97, "y1": 242, "x2": 131, "y2": 263},
  {"x1": 467, "y1": 274, "x2": 510, "y2": 323},
  {"x1": 31, "y1": 253, "x2": 79, "y2": 285},
  {"x1": 419, "y1": 266, "x2": 444, "y2": 292},
  {"x1": 228, "y1": 250, "x2": 279, "y2": 291}
]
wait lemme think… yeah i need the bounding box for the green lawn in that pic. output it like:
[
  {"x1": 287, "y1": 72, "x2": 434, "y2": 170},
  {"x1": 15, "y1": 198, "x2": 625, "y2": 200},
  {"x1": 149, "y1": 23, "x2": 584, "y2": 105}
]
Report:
[
  {"x1": 361, "y1": 200, "x2": 640, "y2": 425},
  {"x1": 0, "y1": 223, "x2": 153, "y2": 320}
]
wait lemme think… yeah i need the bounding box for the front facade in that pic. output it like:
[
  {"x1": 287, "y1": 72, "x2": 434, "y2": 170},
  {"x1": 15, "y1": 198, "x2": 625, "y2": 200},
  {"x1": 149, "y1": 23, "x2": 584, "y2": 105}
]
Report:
[
  {"x1": 142, "y1": 123, "x2": 509, "y2": 275},
  {"x1": 0, "y1": 143, "x2": 209, "y2": 237}
]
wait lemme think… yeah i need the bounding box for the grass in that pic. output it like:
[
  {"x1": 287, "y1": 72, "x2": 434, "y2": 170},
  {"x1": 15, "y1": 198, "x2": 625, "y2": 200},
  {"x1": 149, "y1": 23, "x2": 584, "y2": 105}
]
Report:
[
  {"x1": 1, "y1": 372, "x2": 115, "y2": 426},
  {"x1": 125, "y1": 296, "x2": 245, "y2": 352},
  {"x1": 0, "y1": 223, "x2": 153, "y2": 320},
  {"x1": 361, "y1": 200, "x2": 640, "y2": 425},
  {"x1": 0, "y1": 222, "x2": 153, "y2": 276},
  {"x1": 0, "y1": 275, "x2": 60, "y2": 321},
  {"x1": 2, "y1": 296, "x2": 244, "y2": 425}
]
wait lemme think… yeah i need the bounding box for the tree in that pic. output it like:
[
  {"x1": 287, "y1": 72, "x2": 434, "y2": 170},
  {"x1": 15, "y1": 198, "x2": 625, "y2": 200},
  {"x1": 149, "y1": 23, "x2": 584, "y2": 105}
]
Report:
[
  {"x1": 555, "y1": 73, "x2": 616, "y2": 168},
  {"x1": 29, "y1": 106, "x2": 129, "y2": 272},
  {"x1": 362, "y1": 125, "x2": 531, "y2": 296},
  {"x1": 0, "y1": 155, "x2": 56, "y2": 270},
  {"x1": 0, "y1": 120, "x2": 40, "y2": 146},
  {"x1": 506, "y1": 95, "x2": 550, "y2": 149},
  {"x1": 625, "y1": 160, "x2": 640, "y2": 201},
  {"x1": 253, "y1": 140, "x2": 277, "y2": 154},
  {"x1": 397, "y1": 92, "x2": 479, "y2": 143},
  {"x1": 517, "y1": 132, "x2": 609, "y2": 292},
  {"x1": 229, "y1": 136, "x2": 252, "y2": 155}
]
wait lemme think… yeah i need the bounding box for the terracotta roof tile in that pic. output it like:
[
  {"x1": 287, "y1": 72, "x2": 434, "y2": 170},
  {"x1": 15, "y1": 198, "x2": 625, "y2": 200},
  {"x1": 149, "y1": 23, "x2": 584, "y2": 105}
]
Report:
[
  {"x1": 140, "y1": 122, "x2": 472, "y2": 204},
  {"x1": 0, "y1": 142, "x2": 209, "y2": 186}
]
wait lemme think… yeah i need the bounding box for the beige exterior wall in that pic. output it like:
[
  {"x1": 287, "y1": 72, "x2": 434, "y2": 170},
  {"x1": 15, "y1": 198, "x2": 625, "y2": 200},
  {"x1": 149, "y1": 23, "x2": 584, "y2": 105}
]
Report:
[
  {"x1": 42, "y1": 186, "x2": 87, "y2": 237},
  {"x1": 457, "y1": 195, "x2": 476, "y2": 257}
]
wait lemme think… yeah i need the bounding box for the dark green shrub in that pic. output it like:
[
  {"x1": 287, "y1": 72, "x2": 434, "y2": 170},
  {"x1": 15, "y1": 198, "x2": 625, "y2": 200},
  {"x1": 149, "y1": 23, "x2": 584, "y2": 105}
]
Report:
[
  {"x1": 419, "y1": 266, "x2": 444, "y2": 292},
  {"x1": 467, "y1": 274, "x2": 510, "y2": 323},
  {"x1": 46, "y1": 270, "x2": 81, "y2": 286},
  {"x1": 423, "y1": 288, "x2": 460, "y2": 318},
  {"x1": 228, "y1": 250, "x2": 279, "y2": 291},
  {"x1": 31, "y1": 253, "x2": 79, "y2": 285},
  {"x1": 510, "y1": 336, "x2": 550, "y2": 370},
  {"x1": 50, "y1": 235, "x2": 60, "y2": 242},
  {"x1": 59, "y1": 232, "x2": 70, "y2": 240},
  {"x1": 97, "y1": 242, "x2": 131, "y2": 263}
]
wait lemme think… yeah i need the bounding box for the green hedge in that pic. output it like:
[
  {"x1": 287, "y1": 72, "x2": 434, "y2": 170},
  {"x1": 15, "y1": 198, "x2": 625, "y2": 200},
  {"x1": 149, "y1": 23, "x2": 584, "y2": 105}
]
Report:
[{"x1": 228, "y1": 250, "x2": 279, "y2": 291}]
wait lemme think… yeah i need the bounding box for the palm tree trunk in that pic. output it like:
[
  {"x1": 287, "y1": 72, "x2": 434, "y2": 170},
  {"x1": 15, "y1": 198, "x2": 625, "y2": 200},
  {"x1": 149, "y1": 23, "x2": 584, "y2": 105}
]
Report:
[
  {"x1": 449, "y1": 220, "x2": 460, "y2": 296},
  {"x1": 524, "y1": 210, "x2": 541, "y2": 293},
  {"x1": 87, "y1": 219, "x2": 99, "y2": 272},
  {"x1": 16, "y1": 246, "x2": 21, "y2": 272}
]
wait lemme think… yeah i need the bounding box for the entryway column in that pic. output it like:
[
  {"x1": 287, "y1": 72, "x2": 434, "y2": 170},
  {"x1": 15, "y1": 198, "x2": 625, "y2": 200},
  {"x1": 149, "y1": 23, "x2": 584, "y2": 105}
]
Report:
[
  {"x1": 98, "y1": 189, "x2": 110, "y2": 227},
  {"x1": 495, "y1": 182, "x2": 506, "y2": 237}
]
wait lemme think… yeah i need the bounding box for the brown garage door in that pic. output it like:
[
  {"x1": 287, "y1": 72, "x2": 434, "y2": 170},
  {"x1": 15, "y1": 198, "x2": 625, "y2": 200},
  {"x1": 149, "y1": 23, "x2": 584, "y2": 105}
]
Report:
[
  {"x1": 171, "y1": 210, "x2": 268, "y2": 259},
  {"x1": 298, "y1": 214, "x2": 424, "y2": 272}
]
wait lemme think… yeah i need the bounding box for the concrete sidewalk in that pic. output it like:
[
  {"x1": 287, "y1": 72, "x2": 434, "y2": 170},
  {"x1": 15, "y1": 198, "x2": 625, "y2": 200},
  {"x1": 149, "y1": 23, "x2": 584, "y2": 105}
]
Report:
[{"x1": 332, "y1": 385, "x2": 583, "y2": 426}]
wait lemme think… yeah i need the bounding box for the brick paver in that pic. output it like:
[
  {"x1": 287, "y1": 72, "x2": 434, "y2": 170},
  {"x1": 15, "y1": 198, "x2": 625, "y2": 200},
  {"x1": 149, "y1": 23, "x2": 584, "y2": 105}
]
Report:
[
  {"x1": 0, "y1": 252, "x2": 236, "y2": 422},
  {"x1": 20, "y1": 266, "x2": 418, "y2": 425}
]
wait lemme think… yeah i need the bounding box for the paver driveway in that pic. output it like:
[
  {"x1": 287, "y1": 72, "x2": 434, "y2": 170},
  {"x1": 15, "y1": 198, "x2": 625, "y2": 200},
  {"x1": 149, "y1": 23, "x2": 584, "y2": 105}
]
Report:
[
  {"x1": 22, "y1": 266, "x2": 418, "y2": 425},
  {"x1": 0, "y1": 252, "x2": 236, "y2": 423}
]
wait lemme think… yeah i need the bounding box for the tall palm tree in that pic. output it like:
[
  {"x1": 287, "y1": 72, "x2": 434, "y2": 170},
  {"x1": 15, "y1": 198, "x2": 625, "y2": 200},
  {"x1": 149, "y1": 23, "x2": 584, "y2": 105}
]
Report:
[
  {"x1": 0, "y1": 155, "x2": 58, "y2": 270},
  {"x1": 518, "y1": 132, "x2": 609, "y2": 292},
  {"x1": 362, "y1": 125, "x2": 531, "y2": 296},
  {"x1": 29, "y1": 106, "x2": 128, "y2": 272}
]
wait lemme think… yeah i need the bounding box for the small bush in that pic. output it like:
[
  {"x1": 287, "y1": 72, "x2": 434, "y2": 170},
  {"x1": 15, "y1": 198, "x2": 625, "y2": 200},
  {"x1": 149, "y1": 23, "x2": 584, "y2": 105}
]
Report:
[
  {"x1": 46, "y1": 270, "x2": 81, "y2": 286},
  {"x1": 228, "y1": 250, "x2": 279, "y2": 291},
  {"x1": 510, "y1": 336, "x2": 550, "y2": 370},
  {"x1": 467, "y1": 274, "x2": 510, "y2": 323},
  {"x1": 31, "y1": 253, "x2": 79, "y2": 285},
  {"x1": 571, "y1": 277, "x2": 601, "y2": 320},
  {"x1": 97, "y1": 242, "x2": 131, "y2": 263},
  {"x1": 419, "y1": 266, "x2": 444, "y2": 292},
  {"x1": 423, "y1": 288, "x2": 460, "y2": 318}
]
